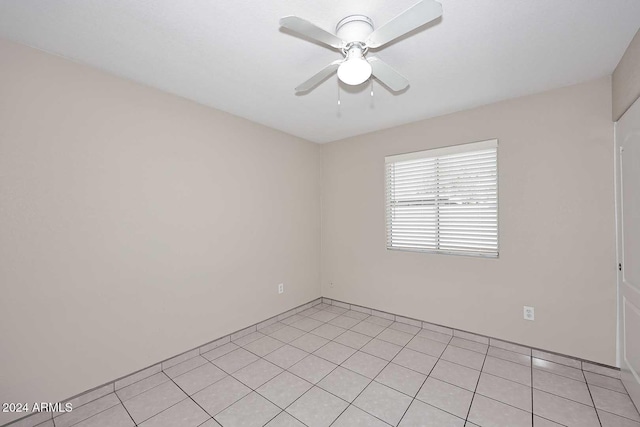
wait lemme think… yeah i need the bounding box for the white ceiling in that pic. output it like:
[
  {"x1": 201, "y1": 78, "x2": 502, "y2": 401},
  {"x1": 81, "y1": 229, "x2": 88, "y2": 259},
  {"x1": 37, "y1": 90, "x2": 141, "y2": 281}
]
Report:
[{"x1": 0, "y1": 1, "x2": 639, "y2": 143}]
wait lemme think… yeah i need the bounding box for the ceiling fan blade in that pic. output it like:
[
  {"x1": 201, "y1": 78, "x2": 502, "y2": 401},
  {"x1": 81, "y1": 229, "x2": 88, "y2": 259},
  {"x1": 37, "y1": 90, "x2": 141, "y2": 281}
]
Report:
[
  {"x1": 295, "y1": 60, "x2": 343, "y2": 92},
  {"x1": 368, "y1": 56, "x2": 409, "y2": 91},
  {"x1": 365, "y1": 0, "x2": 442, "y2": 49},
  {"x1": 280, "y1": 16, "x2": 345, "y2": 49}
]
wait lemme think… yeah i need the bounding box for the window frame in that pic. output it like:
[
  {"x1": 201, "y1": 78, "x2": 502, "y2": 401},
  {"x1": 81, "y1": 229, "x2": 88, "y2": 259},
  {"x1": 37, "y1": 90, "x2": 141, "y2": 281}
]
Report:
[{"x1": 384, "y1": 139, "x2": 499, "y2": 258}]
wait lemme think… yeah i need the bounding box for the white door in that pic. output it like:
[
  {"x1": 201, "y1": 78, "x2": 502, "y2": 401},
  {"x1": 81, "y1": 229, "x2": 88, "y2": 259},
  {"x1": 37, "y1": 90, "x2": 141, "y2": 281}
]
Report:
[{"x1": 617, "y1": 96, "x2": 640, "y2": 408}]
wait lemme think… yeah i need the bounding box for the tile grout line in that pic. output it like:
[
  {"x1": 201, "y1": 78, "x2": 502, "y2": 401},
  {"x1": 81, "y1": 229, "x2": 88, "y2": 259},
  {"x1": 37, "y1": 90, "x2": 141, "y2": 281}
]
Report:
[
  {"x1": 113, "y1": 374, "x2": 174, "y2": 409},
  {"x1": 113, "y1": 390, "x2": 138, "y2": 426},
  {"x1": 275, "y1": 352, "x2": 343, "y2": 425},
  {"x1": 406, "y1": 343, "x2": 536, "y2": 423},
  {"x1": 52, "y1": 399, "x2": 122, "y2": 427},
  {"x1": 43, "y1": 389, "x2": 120, "y2": 427},
  {"x1": 214, "y1": 309, "x2": 364, "y2": 427},
  {"x1": 597, "y1": 408, "x2": 640, "y2": 424},
  {"x1": 462, "y1": 342, "x2": 489, "y2": 426},
  {"x1": 166, "y1": 373, "x2": 235, "y2": 427},
  {"x1": 479, "y1": 356, "x2": 613, "y2": 419},
  {"x1": 197, "y1": 304, "x2": 342, "y2": 427},
  {"x1": 379, "y1": 344, "x2": 503, "y2": 402},
  {"x1": 349, "y1": 320, "x2": 491, "y2": 425},
  {"x1": 594, "y1": 371, "x2": 640, "y2": 423},
  {"x1": 584, "y1": 377, "x2": 640, "y2": 425},
  {"x1": 300, "y1": 310, "x2": 390, "y2": 426},
  {"x1": 274, "y1": 307, "x2": 406, "y2": 427},
  {"x1": 126, "y1": 384, "x2": 198, "y2": 426},
  {"x1": 325, "y1": 318, "x2": 417, "y2": 427},
  {"x1": 531, "y1": 347, "x2": 534, "y2": 427},
  {"x1": 530, "y1": 372, "x2": 614, "y2": 410},
  {"x1": 111, "y1": 372, "x2": 171, "y2": 402},
  {"x1": 618, "y1": 375, "x2": 640, "y2": 417},
  {"x1": 487, "y1": 352, "x2": 532, "y2": 368},
  {"x1": 582, "y1": 367, "x2": 604, "y2": 427},
  {"x1": 191, "y1": 348, "x2": 311, "y2": 427},
  {"x1": 585, "y1": 372, "x2": 635, "y2": 395},
  {"x1": 395, "y1": 327, "x2": 455, "y2": 426},
  {"x1": 166, "y1": 361, "x2": 225, "y2": 425},
  {"x1": 204, "y1": 351, "x2": 312, "y2": 427}
]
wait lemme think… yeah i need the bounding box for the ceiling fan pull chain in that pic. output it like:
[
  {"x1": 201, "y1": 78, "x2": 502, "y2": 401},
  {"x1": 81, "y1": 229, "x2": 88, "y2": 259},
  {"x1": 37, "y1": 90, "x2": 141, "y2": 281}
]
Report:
[
  {"x1": 370, "y1": 79, "x2": 375, "y2": 108},
  {"x1": 337, "y1": 81, "x2": 342, "y2": 115}
]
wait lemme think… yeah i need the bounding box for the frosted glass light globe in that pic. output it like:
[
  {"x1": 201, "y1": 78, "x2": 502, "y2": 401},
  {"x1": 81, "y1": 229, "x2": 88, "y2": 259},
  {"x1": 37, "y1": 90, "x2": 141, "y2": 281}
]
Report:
[
  {"x1": 337, "y1": 57, "x2": 372, "y2": 85},
  {"x1": 338, "y1": 49, "x2": 371, "y2": 86}
]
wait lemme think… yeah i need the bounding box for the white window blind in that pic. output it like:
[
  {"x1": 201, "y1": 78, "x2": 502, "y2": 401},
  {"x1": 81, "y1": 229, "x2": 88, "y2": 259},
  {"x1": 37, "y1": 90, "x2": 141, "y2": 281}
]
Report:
[{"x1": 385, "y1": 140, "x2": 498, "y2": 257}]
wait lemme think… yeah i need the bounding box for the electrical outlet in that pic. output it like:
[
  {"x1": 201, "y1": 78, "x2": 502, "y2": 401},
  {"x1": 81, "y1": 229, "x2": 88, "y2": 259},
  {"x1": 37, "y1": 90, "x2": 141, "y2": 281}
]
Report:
[
  {"x1": 523, "y1": 306, "x2": 535, "y2": 321},
  {"x1": 278, "y1": 283, "x2": 284, "y2": 294}
]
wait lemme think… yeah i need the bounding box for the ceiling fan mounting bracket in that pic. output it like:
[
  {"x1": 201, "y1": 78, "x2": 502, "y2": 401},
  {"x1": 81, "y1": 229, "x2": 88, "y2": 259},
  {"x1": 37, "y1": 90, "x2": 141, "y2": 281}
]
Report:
[{"x1": 335, "y1": 15, "x2": 374, "y2": 44}]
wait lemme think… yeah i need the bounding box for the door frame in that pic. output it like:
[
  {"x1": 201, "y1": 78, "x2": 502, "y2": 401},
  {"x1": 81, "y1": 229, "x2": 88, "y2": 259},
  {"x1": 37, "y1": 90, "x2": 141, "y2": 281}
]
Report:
[
  {"x1": 615, "y1": 98, "x2": 640, "y2": 408},
  {"x1": 615, "y1": 120, "x2": 621, "y2": 368}
]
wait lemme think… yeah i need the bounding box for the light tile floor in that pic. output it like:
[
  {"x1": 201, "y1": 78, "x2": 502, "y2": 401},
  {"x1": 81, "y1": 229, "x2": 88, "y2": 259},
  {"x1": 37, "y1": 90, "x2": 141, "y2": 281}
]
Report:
[{"x1": 51, "y1": 303, "x2": 640, "y2": 427}]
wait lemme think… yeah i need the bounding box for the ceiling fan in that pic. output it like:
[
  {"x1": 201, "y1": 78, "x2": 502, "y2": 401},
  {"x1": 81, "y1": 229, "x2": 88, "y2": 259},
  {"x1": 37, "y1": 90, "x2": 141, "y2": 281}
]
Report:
[{"x1": 280, "y1": 0, "x2": 443, "y2": 93}]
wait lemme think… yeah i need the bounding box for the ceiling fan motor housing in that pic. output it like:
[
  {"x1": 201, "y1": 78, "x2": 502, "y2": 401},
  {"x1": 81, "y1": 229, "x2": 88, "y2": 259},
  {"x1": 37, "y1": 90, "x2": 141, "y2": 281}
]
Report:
[{"x1": 336, "y1": 15, "x2": 374, "y2": 43}]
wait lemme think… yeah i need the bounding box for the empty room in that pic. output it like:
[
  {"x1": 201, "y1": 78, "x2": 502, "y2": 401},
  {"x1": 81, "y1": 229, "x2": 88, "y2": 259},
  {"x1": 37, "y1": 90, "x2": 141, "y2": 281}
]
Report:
[{"x1": 1, "y1": 1, "x2": 640, "y2": 426}]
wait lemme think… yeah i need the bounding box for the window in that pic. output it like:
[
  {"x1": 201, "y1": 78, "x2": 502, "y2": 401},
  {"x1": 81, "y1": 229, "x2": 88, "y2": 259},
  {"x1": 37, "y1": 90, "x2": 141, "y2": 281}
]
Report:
[{"x1": 385, "y1": 140, "x2": 498, "y2": 257}]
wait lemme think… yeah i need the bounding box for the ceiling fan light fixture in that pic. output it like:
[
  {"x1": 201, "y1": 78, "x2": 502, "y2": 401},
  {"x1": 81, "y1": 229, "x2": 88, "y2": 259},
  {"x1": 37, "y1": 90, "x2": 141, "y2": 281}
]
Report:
[
  {"x1": 337, "y1": 45, "x2": 372, "y2": 85},
  {"x1": 281, "y1": 0, "x2": 443, "y2": 93}
]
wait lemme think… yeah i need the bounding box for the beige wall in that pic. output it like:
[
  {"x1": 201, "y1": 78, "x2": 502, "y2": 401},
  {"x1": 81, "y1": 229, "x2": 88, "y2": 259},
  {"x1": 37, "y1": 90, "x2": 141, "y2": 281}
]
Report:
[
  {"x1": 0, "y1": 39, "x2": 321, "y2": 423},
  {"x1": 321, "y1": 77, "x2": 617, "y2": 365},
  {"x1": 613, "y1": 29, "x2": 640, "y2": 121},
  {"x1": 0, "y1": 35, "x2": 620, "y2": 424}
]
